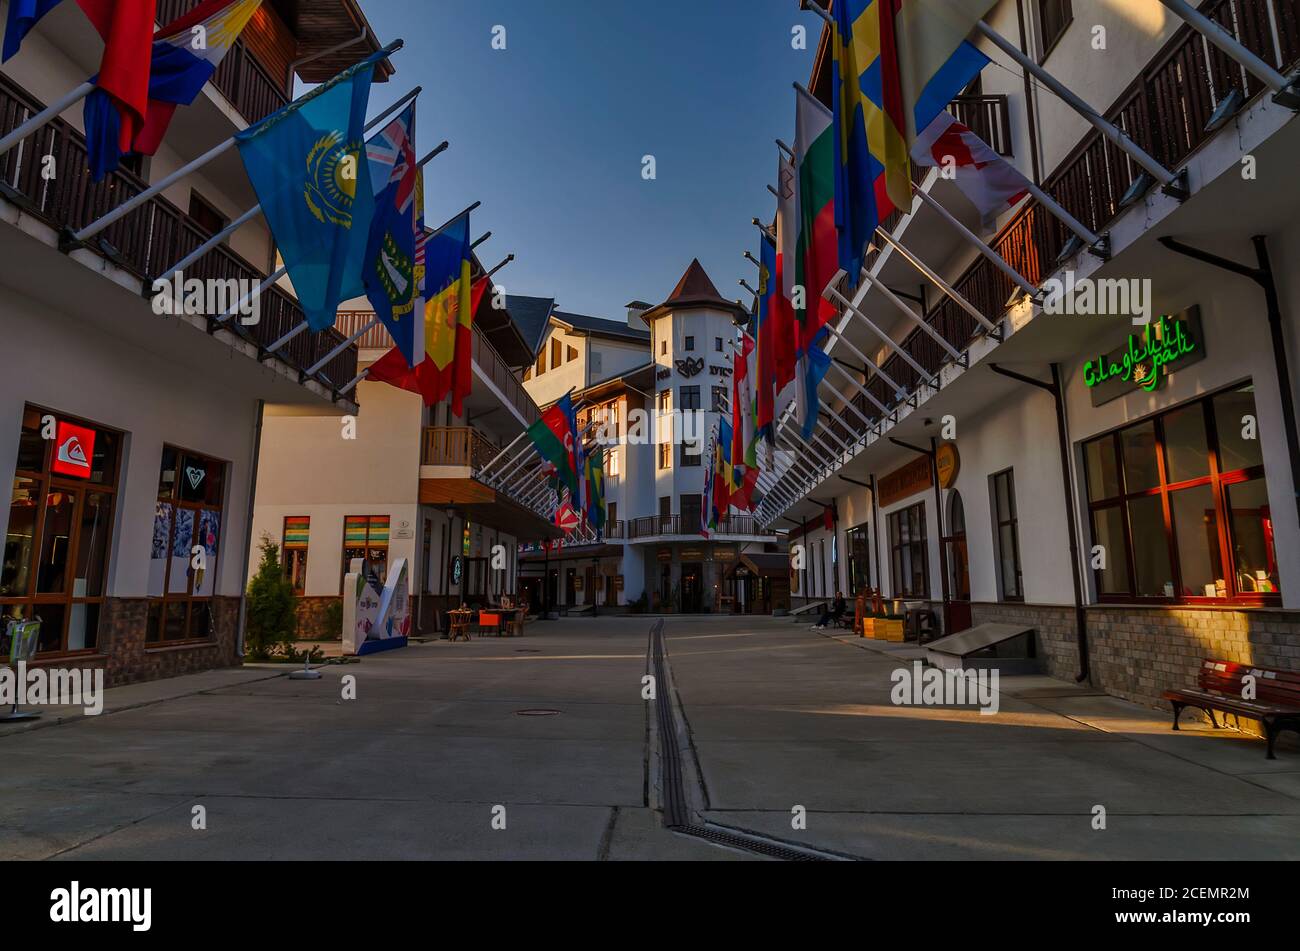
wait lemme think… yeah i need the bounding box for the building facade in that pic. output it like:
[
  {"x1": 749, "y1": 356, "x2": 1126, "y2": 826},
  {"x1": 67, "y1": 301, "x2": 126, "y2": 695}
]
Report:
[
  {"x1": 760, "y1": 0, "x2": 1300, "y2": 711},
  {"x1": 0, "y1": 0, "x2": 389, "y2": 685}
]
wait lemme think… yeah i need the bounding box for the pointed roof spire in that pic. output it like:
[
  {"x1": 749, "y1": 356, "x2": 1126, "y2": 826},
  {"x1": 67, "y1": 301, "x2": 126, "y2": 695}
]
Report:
[{"x1": 642, "y1": 259, "x2": 748, "y2": 324}]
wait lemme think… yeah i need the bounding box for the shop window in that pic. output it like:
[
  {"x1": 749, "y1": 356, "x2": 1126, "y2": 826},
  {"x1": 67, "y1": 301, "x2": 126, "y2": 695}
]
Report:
[
  {"x1": 846, "y1": 524, "x2": 871, "y2": 595},
  {"x1": 148, "y1": 447, "x2": 226, "y2": 644},
  {"x1": 342, "y1": 516, "x2": 390, "y2": 591},
  {"x1": 888, "y1": 503, "x2": 929, "y2": 599},
  {"x1": 3, "y1": 407, "x2": 120, "y2": 655},
  {"x1": 283, "y1": 517, "x2": 309, "y2": 596},
  {"x1": 991, "y1": 470, "x2": 1023, "y2": 601},
  {"x1": 1083, "y1": 385, "x2": 1279, "y2": 603}
]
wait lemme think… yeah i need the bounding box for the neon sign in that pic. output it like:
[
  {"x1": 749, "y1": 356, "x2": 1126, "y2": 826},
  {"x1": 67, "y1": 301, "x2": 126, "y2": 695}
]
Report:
[{"x1": 1083, "y1": 309, "x2": 1203, "y2": 407}]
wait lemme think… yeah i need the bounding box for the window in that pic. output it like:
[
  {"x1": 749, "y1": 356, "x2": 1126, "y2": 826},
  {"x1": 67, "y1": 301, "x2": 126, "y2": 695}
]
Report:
[
  {"x1": 2, "y1": 407, "x2": 121, "y2": 655},
  {"x1": 681, "y1": 441, "x2": 702, "y2": 468},
  {"x1": 535, "y1": 349, "x2": 545, "y2": 376},
  {"x1": 608, "y1": 502, "x2": 618, "y2": 528},
  {"x1": 523, "y1": 367, "x2": 532, "y2": 381},
  {"x1": 607, "y1": 448, "x2": 621, "y2": 478},
  {"x1": 1083, "y1": 385, "x2": 1278, "y2": 603},
  {"x1": 342, "y1": 516, "x2": 390, "y2": 592},
  {"x1": 1036, "y1": 0, "x2": 1072, "y2": 60},
  {"x1": 659, "y1": 496, "x2": 672, "y2": 533},
  {"x1": 659, "y1": 442, "x2": 672, "y2": 470},
  {"x1": 551, "y1": 339, "x2": 562, "y2": 370},
  {"x1": 283, "y1": 517, "x2": 310, "y2": 596},
  {"x1": 684, "y1": 336, "x2": 695, "y2": 351},
  {"x1": 148, "y1": 447, "x2": 227, "y2": 644},
  {"x1": 657, "y1": 389, "x2": 672, "y2": 469},
  {"x1": 681, "y1": 495, "x2": 702, "y2": 534},
  {"x1": 846, "y1": 524, "x2": 871, "y2": 595},
  {"x1": 188, "y1": 190, "x2": 227, "y2": 238},
  {"x1": 992, "y1": 470, "x2": 1023, "y2": 601},
  {"x1": 888, "y1": 503, "x2": 929, "y2": 599},
  {"x1": 567, "y1": 345, "x2": 578, "y2": 363},
  {"x1": 661, "y1": 339, "x2": 668, "y2": 356},
  {"x1": 712, "y1": 386, "x2": 728, "y2": 413},
  {"x1": 715, "y1": 337, "x2": 724, "y2": 353},
  {"x1": 680, "y1": 386, "x2": 701, "y2": 411}
]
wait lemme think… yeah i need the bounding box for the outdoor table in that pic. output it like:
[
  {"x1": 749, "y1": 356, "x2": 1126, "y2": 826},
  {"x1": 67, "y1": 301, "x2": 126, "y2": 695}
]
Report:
[{"x1": 448, "y1": 609, "x2": 474, "y2": 642}]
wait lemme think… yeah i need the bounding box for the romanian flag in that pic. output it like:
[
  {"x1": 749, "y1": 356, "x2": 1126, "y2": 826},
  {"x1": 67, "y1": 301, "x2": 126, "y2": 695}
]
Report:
[
  {"x1": 833, "y1": 0, "x2": 911, "y2": 290},
  {"x1": 78, "y1": 0, "x2": 160, "y2": 180}
]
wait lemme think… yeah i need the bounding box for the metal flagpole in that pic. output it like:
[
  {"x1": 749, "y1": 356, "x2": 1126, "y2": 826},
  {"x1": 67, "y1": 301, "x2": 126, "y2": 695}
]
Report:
[
  {"x1": 975, "y1": 22, "x2": 1182, "y2": 191},
  {"x1": 0, "y1": 81, "x2": 94, "y2": 159},
  {"x1": 913, "y1": 188, "x2": 1041, "y2": 299},
  {"x1": 827, "y1": 285, "x2": 941, "y2": 386},
  {"x1": 852, "y1": 269, "x2": 965, "y2": 365},
  {"x1": 873, "y1": 228, "x2": 999, "y2": 336},
  {"x1": 1158, "y1": 0, "x2": 1300, "y2": 107},
  {"x1": 817, "y1": 305, "x2": 912, "y2": 395},
  {"x1": 828, "y1": 360, "x2": 890, "y2": 417},
  {"x1": 819, "y1": 371, "x2": 877, "y2": 430},
  {"x1": 71, "y1": 40, "x2": 408, "y2": 248}
]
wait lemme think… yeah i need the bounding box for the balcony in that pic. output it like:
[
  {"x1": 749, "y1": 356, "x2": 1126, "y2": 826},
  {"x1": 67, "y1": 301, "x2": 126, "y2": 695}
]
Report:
[
  {"x1": 948, "y1": 94, "x2": 1013, "y2": 157},
  {"x1": 628, "y1": 514, "x2": 775, "y2": 540},
  {"x1": 421, "y1": 426, "x2": 500, "y2": 470},
  {"x1": 336, "y1": 311, "x2": 542, "y2": 428},
  {"x1": 0, "y1": 72, "x2": 357, "y2": 395},
  {"x1": 156, "y1": 0, "x2": 289, "y2": 127}
]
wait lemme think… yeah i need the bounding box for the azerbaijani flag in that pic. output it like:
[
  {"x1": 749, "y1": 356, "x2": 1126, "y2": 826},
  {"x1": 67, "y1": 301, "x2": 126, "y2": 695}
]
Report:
[
  {"x1": 833, "y1": 0, "x2": 911, "y2": 289},
  {"x1": 78, "y1": 0, "x2": 159, "y2": 180},
  {"x1": 526, "y1": 393, "x2": 582, "y2": 506}
]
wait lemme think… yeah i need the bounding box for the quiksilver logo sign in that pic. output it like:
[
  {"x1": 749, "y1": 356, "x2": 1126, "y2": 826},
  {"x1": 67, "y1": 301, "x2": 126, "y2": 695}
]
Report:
[
  {"x1": 49, "y1": 882, "x2": 151, "y2": 932},
  {"x1": 57, "y1": 436, "x2": 87, "y2": 469}
]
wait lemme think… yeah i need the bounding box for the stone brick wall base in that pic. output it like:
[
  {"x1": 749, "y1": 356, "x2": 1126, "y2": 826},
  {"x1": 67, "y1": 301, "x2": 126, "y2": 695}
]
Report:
[{"x1": 295, "y1": 597, "x2": 343, "y2": 641}]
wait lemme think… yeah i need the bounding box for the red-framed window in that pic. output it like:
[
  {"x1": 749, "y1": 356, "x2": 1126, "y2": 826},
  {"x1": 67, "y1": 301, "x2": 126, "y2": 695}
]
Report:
[
  {"x1": 283, "y1": 516, "x2": 310, "y2": 596},
  {"x1": 1083, "y1": 384, "x2": 1279, "y2": 605}
]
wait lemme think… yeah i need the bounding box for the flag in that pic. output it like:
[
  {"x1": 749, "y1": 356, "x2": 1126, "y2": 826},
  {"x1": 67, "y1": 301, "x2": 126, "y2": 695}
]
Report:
[
  {"x1": 422, "y1": 210, "x2": 477, "y2": 415},
  {"x1": 795, "y1": 330, "x2": 832, "y2": 441},
  {"x1": 793, "y1": 84, "x2": 838, "y2": 352},
  {"x1": 895, "y1": 0, "x2": 996, "y2": 142},
  {"x1": 754, "y1": 230, "x2": 779, "y2": 454},
  {"x1": 714, "y1": 417, "x2": 738, "y2": 523},
  {"x1": 731, "y1": 326, "x2": 759, "y2": 512},
  {"x1": 833, "y1": 0, "x2": 911, "y2": 289},
  {"x1": 130, "y1": 0, "x2": 263, "y2": 162},
  {"x1": 79, "y1": 0, "x2": 158, "y2": 180},
  {"x1": 368, "y1": 275, "x2": 488, "y2": 407},
  {"x1": 824, "y1": 503, "x2": 837, "y2": 532},
  {"x1": 235, "y1": 49, "x2": 386, "y2": 330},
  {"x1": 912, "y1": 112, "x2": 1029, "y2": 230},
  {"x1": 364, "y1": 102, "x2": 421, "y2": 367},
  {"x1": 523, "y1": 394, "x2": 582, "y2": 505},
  {"x1": 700, "y1": 437, "x2": 714, "y2": 539},
  {"x1": 584, "y1": 449, "x2": 606, "y2": 532},
  {"x1": 3, "y1": 0, "x2": 63, "y2": 62}
]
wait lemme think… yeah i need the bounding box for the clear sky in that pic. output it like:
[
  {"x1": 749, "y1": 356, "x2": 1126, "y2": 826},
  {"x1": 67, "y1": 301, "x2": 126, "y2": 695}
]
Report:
[{"x1": 361, "y1": 0, "x2": 819, "y2": 322}]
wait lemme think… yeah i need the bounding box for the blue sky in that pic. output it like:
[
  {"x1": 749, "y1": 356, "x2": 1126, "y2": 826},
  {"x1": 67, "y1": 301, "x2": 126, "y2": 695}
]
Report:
[{"x1": 361, "y1": 0, "x2": 819, "y2": 322}]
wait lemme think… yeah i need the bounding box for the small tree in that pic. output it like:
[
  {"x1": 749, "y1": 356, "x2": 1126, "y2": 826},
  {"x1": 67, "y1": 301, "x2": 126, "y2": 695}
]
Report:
[{"x1": 245, "y1": 535, "x2": 297, "y2": 660}]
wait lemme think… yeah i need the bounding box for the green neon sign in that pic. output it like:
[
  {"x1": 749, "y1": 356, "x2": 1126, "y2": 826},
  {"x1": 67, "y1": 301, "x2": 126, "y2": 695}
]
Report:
[{"x1": 1083, "y1": 311, "x2": 1202, "y2": 406}]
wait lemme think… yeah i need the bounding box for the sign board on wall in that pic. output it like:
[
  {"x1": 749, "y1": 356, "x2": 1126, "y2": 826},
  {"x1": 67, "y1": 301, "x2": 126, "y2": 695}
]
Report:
[
  {"x1": 878, "y1": 456, "x2": 933, "y2": 508},
  {"x1": 1083, "y1": 307, "x2": 1205, "y2": 407},
  {"x1": 52, "y1": 421, "x2": 95, "y2": 479},
  {"x1": 936, "y1": 444, "x2": 960, "y2": 489}
]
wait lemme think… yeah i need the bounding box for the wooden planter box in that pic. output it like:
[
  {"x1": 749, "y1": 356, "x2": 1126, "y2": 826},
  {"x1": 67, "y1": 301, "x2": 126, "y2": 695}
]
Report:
[{"x1": 874, "y1": 619, "x2": 905, "y2": 642}]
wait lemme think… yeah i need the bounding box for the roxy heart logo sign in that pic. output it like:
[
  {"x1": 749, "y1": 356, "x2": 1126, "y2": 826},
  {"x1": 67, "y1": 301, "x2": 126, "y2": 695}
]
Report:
[
  {"x1": 185, "y1": 466, "x2": 206, "y2": 492},
  {"x1": 52, "y1": 421, "x2": 96, "y2": 479}
]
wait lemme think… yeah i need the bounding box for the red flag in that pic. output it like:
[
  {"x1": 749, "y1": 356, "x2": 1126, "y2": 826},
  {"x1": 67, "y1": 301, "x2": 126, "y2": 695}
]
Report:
[
  {"x1": 77, "y1": 0, "x2": 156, "y2": 153},
  {"x1": 824, "y1": 503, "x2": 836, "y2": 532},
  {"x1": 369, "y1": 278, "x2": 489, "y2": 409}
]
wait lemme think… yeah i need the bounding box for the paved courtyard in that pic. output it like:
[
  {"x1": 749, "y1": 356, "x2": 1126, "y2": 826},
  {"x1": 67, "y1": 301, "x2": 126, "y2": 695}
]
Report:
[{"x1": 3, "y1": 616, "x2": 1299, "y2": 860}]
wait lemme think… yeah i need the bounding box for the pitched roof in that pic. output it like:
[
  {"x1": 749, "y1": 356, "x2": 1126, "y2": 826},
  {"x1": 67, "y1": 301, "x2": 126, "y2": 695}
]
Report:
[
  {"x1": 504, "y1": 295, "x2": 556, "y2": 357},
  {"x1": 642, "y1": 259, "x2": 748, "y2": 324},
  {"x1": 552, "y1": 310, "x2": 650, "y2": 342}
]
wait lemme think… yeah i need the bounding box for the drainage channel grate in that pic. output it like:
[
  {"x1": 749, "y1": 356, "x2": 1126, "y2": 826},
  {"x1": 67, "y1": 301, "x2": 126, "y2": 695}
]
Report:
[
  {"x1": 514, "y1": 709, "x2": 561, "y2": 717},
  {"x1": 650, "y1": 620, "x2": 842, "y2": 862}
]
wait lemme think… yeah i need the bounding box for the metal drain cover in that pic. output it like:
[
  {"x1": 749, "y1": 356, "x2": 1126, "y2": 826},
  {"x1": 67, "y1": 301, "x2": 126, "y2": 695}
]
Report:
[
  {"x1": 515, "y1": 649, "x2": 541, "y2": 654},
  {"x1": 514, "y1": 709, "x2": 561, "y2": 717}
]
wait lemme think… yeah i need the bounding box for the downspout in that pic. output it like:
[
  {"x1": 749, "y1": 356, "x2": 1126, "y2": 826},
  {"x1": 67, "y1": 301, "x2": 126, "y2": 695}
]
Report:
[
  {"x1": 1014, "y1": 0, "x2": 1044, "y2": 185},
  {"x1": 989, "y1": 363, "x2": 1091, "y2": 683},
  {"x1": 235, "y1": 398, "x2": 265, "y2": 660}
]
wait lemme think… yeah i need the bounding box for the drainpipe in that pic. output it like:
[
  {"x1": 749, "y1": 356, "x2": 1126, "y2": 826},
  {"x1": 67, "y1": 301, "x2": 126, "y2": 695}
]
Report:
[
  {"x1": 235, "y1": 399, "x2": 265, "y2": 659},
  {"x1": 989, "y1": 364, "x2": 1091, "y2": 683},
  {"x1": 1159, "y1": 235, "x2": 1300, "y2": 531}
]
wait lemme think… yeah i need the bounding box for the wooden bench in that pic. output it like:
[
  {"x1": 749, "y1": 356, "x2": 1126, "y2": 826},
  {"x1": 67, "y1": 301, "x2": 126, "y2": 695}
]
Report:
[{"x1": 1164, "y1": 659, "x2": 1300, "y2": 760}]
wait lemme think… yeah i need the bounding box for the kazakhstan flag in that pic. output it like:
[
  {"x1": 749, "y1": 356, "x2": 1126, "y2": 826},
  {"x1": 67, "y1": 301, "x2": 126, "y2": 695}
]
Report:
[{"x1": 236, "y1": 51, "x2": 385, "y2": 332}]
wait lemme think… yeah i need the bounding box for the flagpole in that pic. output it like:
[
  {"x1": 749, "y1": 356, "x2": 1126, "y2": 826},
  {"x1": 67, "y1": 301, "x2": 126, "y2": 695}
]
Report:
[
  {"x1": 853, "y1": 269, "x2": 965, "y2": 365},
  {"x1": 873, "y1": 228, "x2": 999, "y2": 336},
  {"x1": 828, "y1": 360, "x2": 890, "y2": 417},
  {"x1": 816, "y1": 315, "x2": 908, "y2": 396},
  {"x1": 974, "y1": 22, "x2": 1182, "y2": 192},
  {"x1": 0, "y1": 81, "x2": 94, "y2": 160},
  {"x1": 70, "y1": 40, "x2": 408, "y2": 250},
  {"x1": 913, "y1": 188, "x2": 1041, "y2": 299},
  {"x1": 1158, "y1": 0, "x2": 1300, "y2": 106},
  {"x1": 827, "y1": 285, "x2": 941, "y2": 387}
]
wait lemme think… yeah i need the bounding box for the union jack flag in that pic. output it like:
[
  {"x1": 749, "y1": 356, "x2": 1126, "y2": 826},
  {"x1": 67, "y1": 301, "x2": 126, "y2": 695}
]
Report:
[{"x1": 367, "y1": 106, "x2": 417, "y2": 212}]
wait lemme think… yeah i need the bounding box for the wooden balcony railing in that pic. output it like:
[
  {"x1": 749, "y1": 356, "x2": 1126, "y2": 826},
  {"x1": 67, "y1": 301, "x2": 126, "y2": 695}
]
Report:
[
  {"x1": 628, "y1": 514, "x2": 775, "y2": 539},
  {"x1": 421, "y1": 427, "x2": 500, "y2": 470},
  {"x1": 948, "y1": 94, "x2": 1013, "y2": 156},
  {"x1": 0, "y1": 72, "x2": 356, "y2": 393},
  {"x1": 847, "y1": 0, "x2": 1300, "y2": 422},
  {"x1": 156, "y1": 0, "x2": 289, "y2": 127}
]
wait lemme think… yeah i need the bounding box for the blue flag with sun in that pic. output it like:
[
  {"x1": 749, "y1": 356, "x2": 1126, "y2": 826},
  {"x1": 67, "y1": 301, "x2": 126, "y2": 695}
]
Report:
[{"x1": 236, "y1": 51, "x2": 385, "y2": 332}]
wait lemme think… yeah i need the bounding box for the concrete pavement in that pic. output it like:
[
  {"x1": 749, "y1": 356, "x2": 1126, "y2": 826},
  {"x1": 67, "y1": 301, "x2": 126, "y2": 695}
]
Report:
[{"x1": 2, "y1": 615, "x2": 1297, "y2": 859}]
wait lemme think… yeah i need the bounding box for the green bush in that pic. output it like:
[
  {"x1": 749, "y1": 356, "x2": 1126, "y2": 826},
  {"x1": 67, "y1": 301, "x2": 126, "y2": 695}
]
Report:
[
  {"x1": 245, "y1": 535, "x2": 298, "y2": 661},
  {"x1": 322, "y1": 599, "x2": 344, "y2": 641}
]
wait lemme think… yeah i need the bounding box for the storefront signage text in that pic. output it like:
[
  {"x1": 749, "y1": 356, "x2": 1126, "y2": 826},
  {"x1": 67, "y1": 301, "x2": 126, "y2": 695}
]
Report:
[
  {"x1": 1083, "y1": 308, "x2": 1204, "y2": 407},
  {"x1": 878, "y1": 457, "x2": 933, "y2": 508}
]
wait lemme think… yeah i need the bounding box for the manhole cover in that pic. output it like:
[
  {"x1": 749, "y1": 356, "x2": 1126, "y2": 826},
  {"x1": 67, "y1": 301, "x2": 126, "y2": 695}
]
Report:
[{"x1": 514, "y1": 709, "x2": 561, "y2": 717}]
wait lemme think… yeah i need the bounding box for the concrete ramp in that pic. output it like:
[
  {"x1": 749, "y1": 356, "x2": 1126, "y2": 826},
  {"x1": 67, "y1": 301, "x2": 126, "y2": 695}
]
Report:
[{"x1": 925, "y1": 623, "x2": 1038, "y2": 674}]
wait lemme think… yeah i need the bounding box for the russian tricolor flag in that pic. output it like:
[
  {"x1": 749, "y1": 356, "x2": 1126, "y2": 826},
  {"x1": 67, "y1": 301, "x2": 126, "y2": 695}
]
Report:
[{"x1": 86, "y1": 0, "x2": 262, "y2": 179}]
